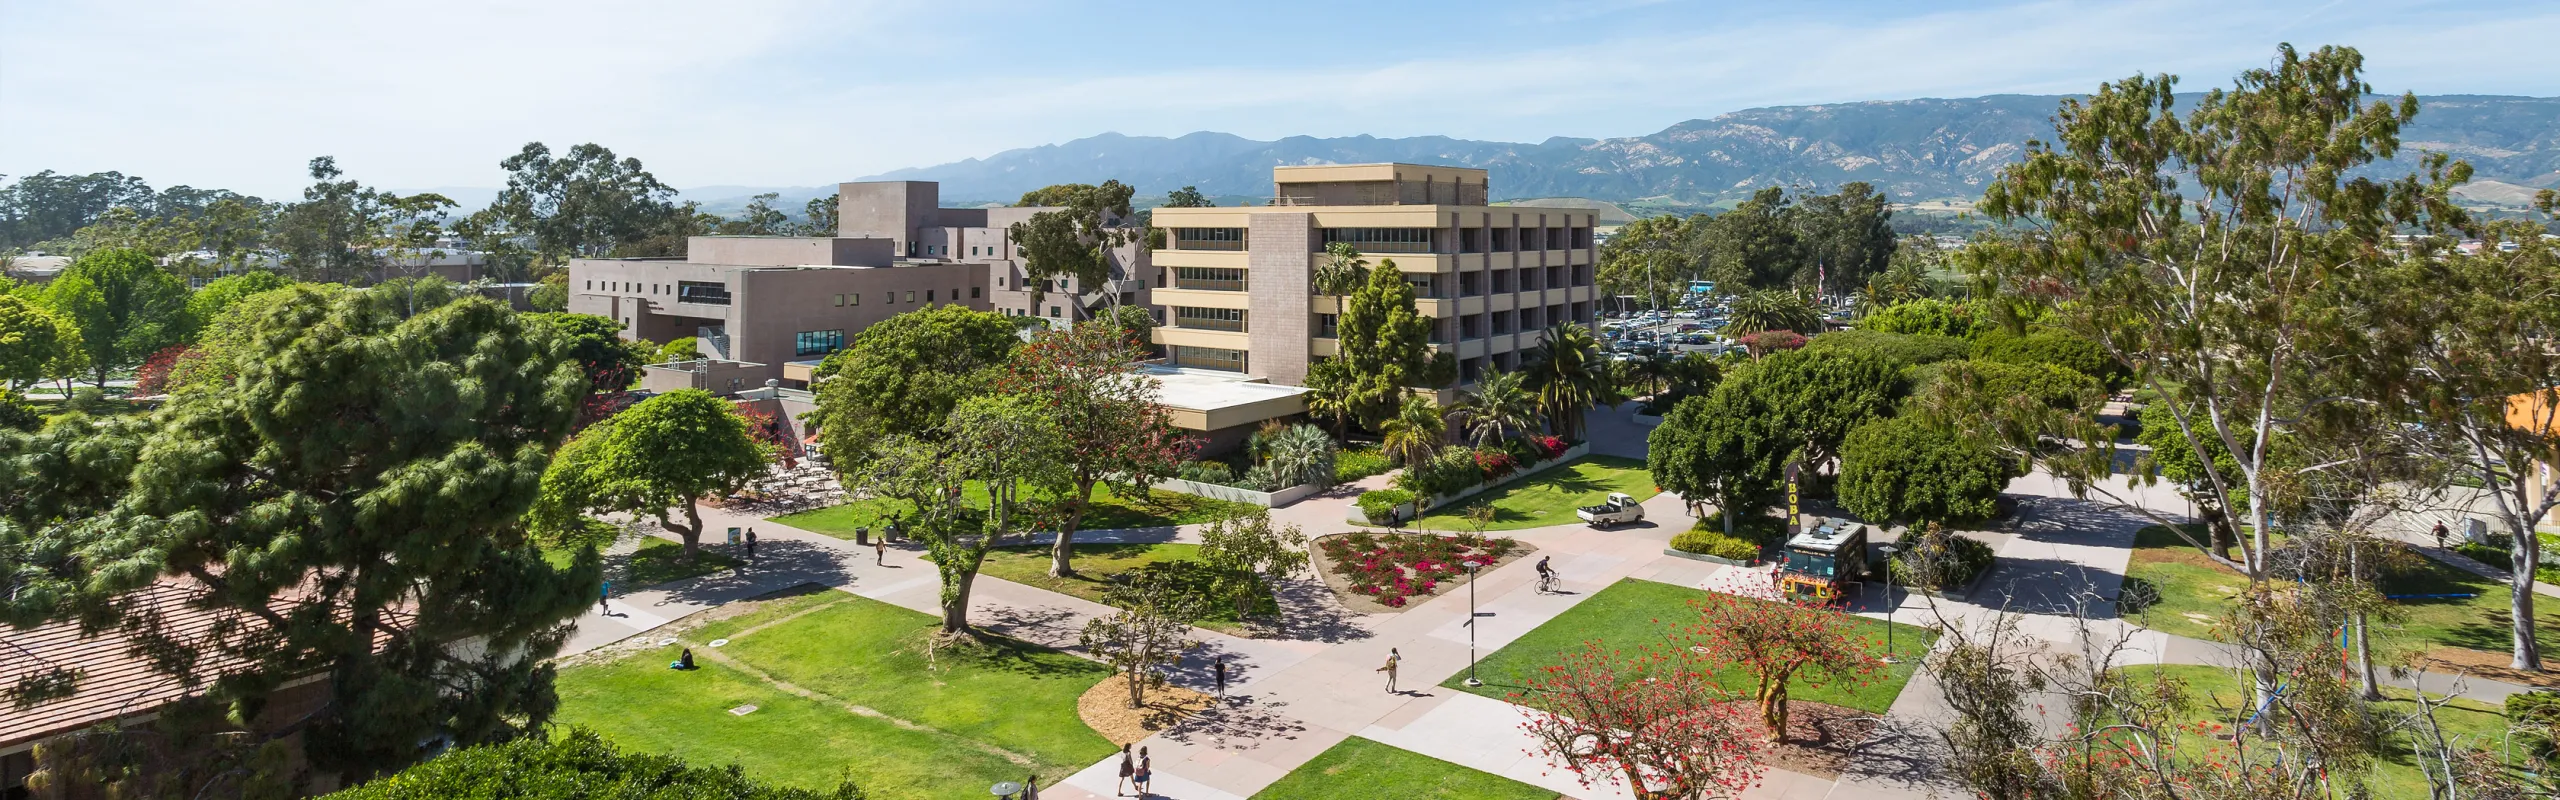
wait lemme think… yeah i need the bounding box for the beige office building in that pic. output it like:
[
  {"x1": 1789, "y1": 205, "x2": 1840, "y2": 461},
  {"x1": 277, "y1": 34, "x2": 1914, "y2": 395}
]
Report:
[{"x1": 1148, "y1": 163, "x2": 1601, "y2": 391}]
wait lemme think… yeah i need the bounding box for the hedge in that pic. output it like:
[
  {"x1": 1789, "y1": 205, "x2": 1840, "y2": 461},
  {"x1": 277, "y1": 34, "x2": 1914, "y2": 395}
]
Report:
[
  {"x1": 1358, "y1": 489, "x2": 1417, "y2": 525},
  {"x1": 1671, "y1": 527, "x2": 1762, "y2": 561}
]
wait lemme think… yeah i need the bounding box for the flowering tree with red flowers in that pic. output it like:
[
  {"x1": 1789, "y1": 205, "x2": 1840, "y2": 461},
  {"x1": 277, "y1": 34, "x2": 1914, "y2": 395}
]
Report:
[
  {"x1": 1517, "y1": 642, "x2": 1766, "y2": 799},
  {"x1": 1686, "y1": 592, "x2": 1885, "y2": 741},
  {"x1": 131, "y1": 344, "x2": 198, "y2": 396},
  {"x1": 1738, "y1": 329, "x2": 1808, "y2": 359},
  {"x1": 997, "y1": 321, "x2": 1197, "y2": 577}
]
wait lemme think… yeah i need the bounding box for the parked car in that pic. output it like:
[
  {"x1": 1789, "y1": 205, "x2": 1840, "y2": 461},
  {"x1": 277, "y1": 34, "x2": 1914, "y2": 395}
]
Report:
[{"x1": 1577, "y1": 492, "x2": 1647, "y2": 528}]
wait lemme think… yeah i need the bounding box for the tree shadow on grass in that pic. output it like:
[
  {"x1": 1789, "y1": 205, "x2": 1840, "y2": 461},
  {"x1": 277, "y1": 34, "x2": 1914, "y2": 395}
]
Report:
[
  {"x1": 648, "y1": 539, "x2": 856, "y2": 609},
  {"x1": 932, "y1": 622, "x2": 1112, "y2": 680}
]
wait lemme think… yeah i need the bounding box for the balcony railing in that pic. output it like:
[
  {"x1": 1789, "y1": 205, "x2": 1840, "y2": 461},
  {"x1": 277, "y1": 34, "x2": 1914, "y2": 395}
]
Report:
[
  {"x1": 1173, "y1": 317, "x2": 1247, "y2": 333},
  {"x1": 1172, "y1": 277, "x2": 1247, "y2": 292},
  {"x1": 698, "y1": 326, "x2": 730, "y2": 360}
]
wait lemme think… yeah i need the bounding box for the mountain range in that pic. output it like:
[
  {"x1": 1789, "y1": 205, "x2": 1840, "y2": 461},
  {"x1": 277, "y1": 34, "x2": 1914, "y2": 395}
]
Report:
[{"x1": 815, "y1": 93, "x2": 2559, "y2": 214}]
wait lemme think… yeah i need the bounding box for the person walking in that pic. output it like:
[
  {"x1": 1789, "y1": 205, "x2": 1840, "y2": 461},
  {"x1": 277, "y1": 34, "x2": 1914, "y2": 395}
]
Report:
[
  {"x1": 1377, "y1": 648, "x2": 1401, "y2": 693},
  {"x1": 598, "y1": 580, "x2": 611, "y2": 615},
  {"x1": 874, "y1": 536, "x2": 887, "y2": 566},
  {"x1": 745, "y1": 528, "x2": 758, "y2": 559},
  {"x1": 1133, "y1": 746, "x2": 1152, "y2": 796},
  {"x1": 1114, "y1": 744, "x2": 1134, "y2": 796},
  {"x1": 2434, "y1": 520, "x2": 2450, "y2": 549},
  {"x1": 1213, "y1": 656, "x2": 1229, "y2": 699}
]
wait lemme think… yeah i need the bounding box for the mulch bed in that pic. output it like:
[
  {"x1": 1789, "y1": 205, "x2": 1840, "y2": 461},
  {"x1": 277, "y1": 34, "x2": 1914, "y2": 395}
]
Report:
[
  {"x1": 1740, "y1": 700, "x2": 1881, "y2": 779},
  {"x1": 1308, "y1": 531, "x2": 1536, "y2": 614},
  {"x1": 1077, "y1": 675, "x2": 1216, "y2": 746}
]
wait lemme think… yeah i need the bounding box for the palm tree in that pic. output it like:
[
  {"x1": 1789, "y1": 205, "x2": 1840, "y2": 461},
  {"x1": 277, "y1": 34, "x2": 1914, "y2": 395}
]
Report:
[
  {"x1": 1522, "y1": 324, "x2": 1605, "y2": 441},
  {"x1": 1311, "y1": 242, "x2": 1371, "y2": 295},
  {"x1": 1722, "y1": 288, "x2": 1822, "y2": 336},
  {"x1": 1450, "y1": 368, "x2": 1539, "y2": 447},
  {"x1": 1303, "y1": 360, "x2": 1359, "y2": 436},
  {"x1": 1376, "y1": 395, "x2": 1446, "y2": 467}
]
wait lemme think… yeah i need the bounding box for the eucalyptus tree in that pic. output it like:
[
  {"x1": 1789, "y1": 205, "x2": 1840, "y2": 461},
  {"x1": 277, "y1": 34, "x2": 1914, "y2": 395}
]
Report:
[{"x1": 1010, "y1": 180, "x2": 1140, "y2": 312}]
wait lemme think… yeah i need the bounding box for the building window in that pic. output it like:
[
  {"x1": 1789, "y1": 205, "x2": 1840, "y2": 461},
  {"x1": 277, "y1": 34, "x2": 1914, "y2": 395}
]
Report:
[
  {"x1": 795, "y1": 330, "x2": 845, "y2": 356},
  {"x1": 676, "y1": 281, "x2": 731, "y2": 305},
  {"x1": 849, "y1": 292, "x2": 859, "y2": 305},
  {"x1": 970, "y1": 287, "x2": 981, "y2": 299},
  {"x1": 905, "y1": 291, "x2": 916, "y2": 303},
  {"x1": 833, "y1": 293, "x2": 846, "y2": 307},
  {"x1": 1318, "y1": 227, "x2": 1433, "y2": 254},
  {"x1": 1170, "y1": 345, "x2": 1247, "y2": 373},
  {"x1": 1174, "y1": 307, "x2": 1246, "y2": 332},
  {"x1": 585, "y1": 280, "x2": 592, "y2": 290},
  {"x1": 1314, "y1": 313, "x2": 1338, "y2": 338},
  {"x1": 1049, "y1": 306, "x2": 1061, "y2": 317},
  {"x1": 1491, "y1": 228, "x2": 1513, "y2": 252},
  {"x1": 926, "y1": 290, "x2": 935, "y2": 303},
  {"x1": 1171, "y1": 267, "x2": 1247, "y2": 292},
  {"x1": 1491, "y1": 269, "x2": 1513, "y2": 294},
  {"x1": 1170, "y1": 227, "x2": 1247, "y2": 251},
  {"x1": 1460, "y1": 228, "x2": 1485, "y2": 253}
]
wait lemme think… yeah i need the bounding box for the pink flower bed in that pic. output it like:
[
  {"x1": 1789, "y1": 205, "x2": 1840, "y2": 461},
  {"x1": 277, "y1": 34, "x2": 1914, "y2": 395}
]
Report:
[{"x1": 1319, "y1": 531, "x2": 1519, "y2": 608}]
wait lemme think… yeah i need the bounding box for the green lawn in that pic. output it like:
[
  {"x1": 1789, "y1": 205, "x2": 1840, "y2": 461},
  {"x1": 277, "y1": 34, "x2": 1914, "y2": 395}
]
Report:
[
  {"x1": 2112, "y1": 664, "x2": 2511, "y2": 799},
  {"x1": 775, "y1": 482, "x2": 1257, "y2": 539},
  {"x1": 975, "y1": 543, "x2": 1276, "y2": 634},
  {"x1": 2124, "y1": 525, "x2": 2560, "y2": 665},
  {"x1": 545, "y1": 538, "x2": 742, "y2": 590},
  {"x1": 1449, "y1": 578, "x2": 1936, "y2": 714},
  {"x1": 1409, "y1": 456, "x2": 1658, "y2": 532},
  {"x1": 554, "y1": 589, "x2": 1115, "y2": 797},
  {"x1": 1250, "y1": 736, "x2": 1556, "y2": 800}
]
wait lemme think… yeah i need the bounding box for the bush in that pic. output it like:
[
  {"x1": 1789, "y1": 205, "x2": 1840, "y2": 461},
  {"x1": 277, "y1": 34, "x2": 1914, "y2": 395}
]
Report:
[
  {"x1": 66, "y1": 387, "x2": 108, "y2": 413},
  {"x1": 1334, "y1": 446, "x2": 1391, "y2": 482},
  {"x1": 1474, "y1": 449, "x2": 1519, "y2": 481},
  {"x1": 1838, "y1": 415, "x2": 2018, "y2": 525},
  {"x1": 1176, "y1": 460, "x2": 1236, "y2": 485},
  {"x1": 1695, "y1": 512, "x2": 1792, "y2": 546},
  {"x1": 1534, "y1": 435, "x2": 1570, "y2": 461},
  {"x1": 1238, "y1": 462, "x2": 1284, "y2": 492},
  {"x1": 1804, "y1": 329, "x2": 1970, "y2": 367},
  {"x1": 1393, "y1": 445, "x2": 1483, "y2": 498},
  {"x1": 1671, "y1": 527, "x2": 1763, "y2": 561},
  {"x1": 1358, "y1": 489, "x2": 1417, "y2": 525},
  {"x1": 0, "y1": 391, "x2": 38, "y2": 432},
  {"x1": 328, "y1": 727, "x2": 865, "y2": 799},
  {"x1": 1971, "y1": 328, "x2": 2128, "y2": 388},
  {"x1": 1863, "y1": 298, "x2": 1986, "y2": 338},
  {"x1": 2510, "y1": 692, "x2": 2560, "y2": 761},
  {"x1": 1892, "y1": 526, "x2": 1996, "y2": 591}
]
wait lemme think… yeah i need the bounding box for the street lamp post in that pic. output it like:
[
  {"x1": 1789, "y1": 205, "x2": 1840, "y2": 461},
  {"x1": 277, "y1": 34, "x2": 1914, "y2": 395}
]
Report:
[
  {"x1": 1878, "y1": 543, "x2": 1901, "y2": 664},
  {"x1": 1464, "y1": 561, "x2": 1484, "y2": 687}
]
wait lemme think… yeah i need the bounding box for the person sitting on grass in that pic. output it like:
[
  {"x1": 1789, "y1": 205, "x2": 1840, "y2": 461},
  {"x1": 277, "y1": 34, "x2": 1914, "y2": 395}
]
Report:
[{"x1": 670, "y1": 648, "x2": 696, "y2": 670}]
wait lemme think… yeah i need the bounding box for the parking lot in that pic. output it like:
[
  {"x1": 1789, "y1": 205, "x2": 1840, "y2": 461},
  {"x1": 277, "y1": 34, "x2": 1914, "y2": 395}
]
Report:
[{"x1": 1599, "y1": 297, "x2": 1735, "y2": 359}]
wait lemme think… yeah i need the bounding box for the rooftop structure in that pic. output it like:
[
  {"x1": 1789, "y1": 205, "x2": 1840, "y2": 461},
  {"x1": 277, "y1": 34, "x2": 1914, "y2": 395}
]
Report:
[{"x1": 1143, "y1": 365, "x2": 1309, "y2": 452}]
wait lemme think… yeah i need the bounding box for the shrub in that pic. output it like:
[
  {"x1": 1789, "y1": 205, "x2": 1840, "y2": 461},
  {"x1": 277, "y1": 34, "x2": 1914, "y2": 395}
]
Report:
[
  {"x1": 1862, "y1": 298, "x2": 1987, "y2": 338},
  {"x1": 1838, "y1": 415, "x2": 2018, "y2": 525},
  {"x1": 1334, "y1": 446, "x2": 1392, "y2": 482},
  {"x1": 330, "y1": 727, "x2": 865, "y2": 799},
  {"x1": 1238, "y1": 462, "x2": 1284, "y2": 492},
  {"x1": 2510, "y1": 692, "x2": 2560, "y2": 761},
  {"x1": 1358, "y1": 489, "x2": 1417, "y2": 525},
  {"x1": 1695, "y1": 512, "x2": 1793, "y2": 547},
  {"x1": 1474, "y1": 449, "x2": 1519, "y2": 481},
  {"x1": 0, "y1": 391, "x2": 38, "y2": 432},
  {"x1": 1891, "y1": 525, "x2": 1996, "y2": 591},
  {"x1": 1671, "y1": 527, "x2": 1762, "y2": 561},
  {"x1": 1535, "y1": 435, "x2": 1570, "y2": 460},
  {"x1": 1971, "y1": 328, "x2": 2128, "y2": 388},
  {"x1": 1394, "y1": 445, "x2": 1483, "y2": 497},
  {"x1": 1176, "y1": 460, "x2": 1236, "y2": 485},
  {"x1": 1804, "y1": 329, "x2": 1970, "y2": 367}
]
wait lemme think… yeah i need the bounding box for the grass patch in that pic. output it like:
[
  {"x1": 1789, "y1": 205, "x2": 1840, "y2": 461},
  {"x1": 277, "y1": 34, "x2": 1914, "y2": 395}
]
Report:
[
  {"x1": 553, "y1": 642, "x2": 1032, "y2": 796},
  {"x1": 545, "y1": 538, "x2": 742, "y2": 590},
  {"x1": 1409, "y1": 456, "x2": 1657, "y2": 532},
  {"x1": 2111, "y1": 664, "x2": 2510, "y2": 799},
  {"x1": 775, "y1": 482, "x2": 1256, "y2": 539},
  {"x1": 1448, "y1": 578, "x2": 1935, "y2": 714},
  {"x1": 975, "y1": 543, "x2": 1275, "y2": 634},
  {"x1": 1249, "y1": 735, "x2": 1554, "y2": 800},
  {"x1": 554, "y1": 591, "x2": 1114, "y2": 796},
  {"x1": 2124, "y1": 525, "x2": 2560, "y2": 662}
]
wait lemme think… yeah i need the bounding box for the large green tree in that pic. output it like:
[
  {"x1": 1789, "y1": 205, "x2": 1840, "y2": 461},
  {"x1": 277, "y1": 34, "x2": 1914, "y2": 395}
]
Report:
[
  {"x1": 1838, "y1": 416, "x2": 2018, "y2": 525},
  {"x1": 1309, "y1": 261, "x2": 1433, "y2": 430},
  {"x1": 1648, "y1": 386, "x2": 1787, "y2": 536},
  {"x1": 811, "y1": 304, "x2": 1020, "y2": 467},
  {"x1": 45, "y1": 248, "x2": 192, "y2": 387},
  {"x1": 0, "y1": 292, "x2": 77, "y2": 391},
  {"x1": 1010, "y1": 181, "x2": 1140, "y2": 313},
  {"x1": 536, "y1": 389, "x2": 773, "y2": 560},
  {"x1": 1726, "y1": 347, "x2": 1904, "y2": 474},
  {"x1": 862, "y1": 395, "x2": 1069, "y2": 634},
  {"x1": 270, "y1": 157, "x2": 452, "y2": 285},
  {"x1": 18, "y1": 291, "x2": 596, "y2": 780},
  {"x1": 183, "y1": 271, "x2": 291, "y2": 324},
  {"x1": 1721, "y1": 289, "x2": 1822, "y2": 337},
  {"x1": 487, "y1": 142, "x2": 684, "y2": 264},
  {"x1": 1793, "y1": 182, "x2": 1897, "y2": 293},
  {"x1": 1701, "y1": 187, "x2": 1803, "y2": 291},
  {"x1": 1595, "y1": 214, "x2": 1695, "y2": 308},
  {"x1": 522, "y1": 312, "x2": 648, "y2": 395}
]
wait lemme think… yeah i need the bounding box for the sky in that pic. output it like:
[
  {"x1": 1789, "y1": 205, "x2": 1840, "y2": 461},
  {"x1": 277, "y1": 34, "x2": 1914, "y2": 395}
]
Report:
[{"x1": 3, "y1": 0, "x2": 2555, "y2": 199}]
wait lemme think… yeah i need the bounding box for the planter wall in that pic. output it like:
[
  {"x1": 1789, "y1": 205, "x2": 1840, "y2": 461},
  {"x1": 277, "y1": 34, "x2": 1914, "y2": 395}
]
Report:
[
  {"x1": 1152, "y1": 477, "x2": 1324, "y2": 508},
  {"x1": 1346, "y1": 443, "x2": 1598, "y2": 525},
  {"x1": 1346, "y1": 501, "x2": 1417, "y2": 526},
  {"x1": 1661, "y1": 547, "x2": 1754, "y2": 567}
]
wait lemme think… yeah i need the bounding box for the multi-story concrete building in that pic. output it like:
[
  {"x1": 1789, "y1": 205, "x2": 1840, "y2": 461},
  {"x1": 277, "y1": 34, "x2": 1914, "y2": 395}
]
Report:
[
  {"x1": 1147, "y1": 163, "x2": 1601, "y2": 390},
  {"x1": 569, "y1": 179, "x2": 1152, "y2": 388}
]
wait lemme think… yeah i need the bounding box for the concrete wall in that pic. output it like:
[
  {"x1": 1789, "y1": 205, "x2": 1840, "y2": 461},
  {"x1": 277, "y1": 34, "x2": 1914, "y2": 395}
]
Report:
[
  {"x1": 838, "y1": 181, "x2": 940, "y2": 253},
  {"x1": 1245, "y1": 212, "x2": 1314, "y2": 385},
  {"x1": 640, "y1": 360, "x2": 771, "y2": 395},
  {"x1": 726, "y1": 264, "x2": 988, "y2": 375},
  {"x1": 685, "y1": 236, "x2": 894, "y2": 267}
]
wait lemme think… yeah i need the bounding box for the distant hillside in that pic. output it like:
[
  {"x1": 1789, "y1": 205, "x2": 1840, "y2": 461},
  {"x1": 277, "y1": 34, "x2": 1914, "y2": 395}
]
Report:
[{"x1": 852, "y1": 94, "x2": 2560, "y2": 211}]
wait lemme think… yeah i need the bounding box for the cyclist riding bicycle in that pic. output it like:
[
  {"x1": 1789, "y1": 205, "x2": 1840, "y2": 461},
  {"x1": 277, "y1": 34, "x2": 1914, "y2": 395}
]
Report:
[{"x1": 1535, "y1": 556, "x2": 1556, "y2": 591}]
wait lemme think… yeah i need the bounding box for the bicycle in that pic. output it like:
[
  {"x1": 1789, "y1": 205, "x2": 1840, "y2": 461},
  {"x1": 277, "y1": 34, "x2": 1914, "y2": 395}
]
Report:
[{"x1": 1536, "y1": 570, "x2": 1559, "y2": 594}]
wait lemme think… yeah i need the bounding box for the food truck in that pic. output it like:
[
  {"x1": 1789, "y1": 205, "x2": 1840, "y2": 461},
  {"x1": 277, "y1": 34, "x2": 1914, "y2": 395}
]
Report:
[{"x1": 1778, "y1": 517, "x2": 1871, "y2": 606}]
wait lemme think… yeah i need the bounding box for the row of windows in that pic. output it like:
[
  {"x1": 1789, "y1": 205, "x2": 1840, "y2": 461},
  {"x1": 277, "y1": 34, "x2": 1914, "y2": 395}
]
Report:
[
  {"x1": 1170, "y1": 228, "x2": 1248, "y2": 251},
  {"x1": 1319, "y1": 227, "x2": 1433, "y2": 254},
  {"x1": 795, "y1": 329, "x2": 843, "y2": 356},
  {"x1": 1171, "y1": 267, "x2": 1247, "y2": 292},
  {"x1": 1170, "y1": 345, "x2": 1247, "y2": 373},
  {"x1": 826, "y1": 286, "x2": 983, "y2": 308},
  {"x1": 1171, "y1": 307, "x2": 1246, "y2": 332}
]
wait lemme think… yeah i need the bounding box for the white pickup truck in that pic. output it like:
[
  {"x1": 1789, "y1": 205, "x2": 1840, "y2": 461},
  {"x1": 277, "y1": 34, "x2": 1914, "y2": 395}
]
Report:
[{"x1": 1576, "y1": 492, "x2": 1646, "y2": 528}]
